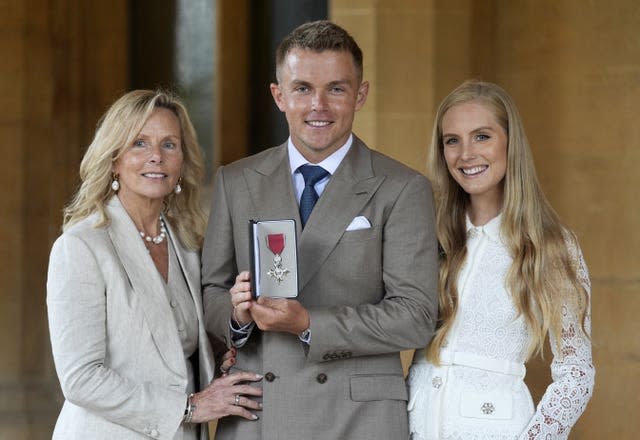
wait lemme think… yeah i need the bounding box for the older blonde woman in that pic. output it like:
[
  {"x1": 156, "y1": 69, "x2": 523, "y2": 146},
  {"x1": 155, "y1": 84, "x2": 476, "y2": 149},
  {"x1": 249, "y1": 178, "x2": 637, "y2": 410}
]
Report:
[
  {"x1": 407, "y1": 80, "x2": 594, "y2": 439},
  {"x1": 47, "y1": 90, "x2": 262, "y2": 440}
]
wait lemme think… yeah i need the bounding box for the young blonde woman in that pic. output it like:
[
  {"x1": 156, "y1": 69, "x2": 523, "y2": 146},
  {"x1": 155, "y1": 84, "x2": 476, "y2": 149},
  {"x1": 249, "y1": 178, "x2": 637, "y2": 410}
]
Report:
[{"x1": 407, "y1": 80, "x2": 594, "y2": 439}]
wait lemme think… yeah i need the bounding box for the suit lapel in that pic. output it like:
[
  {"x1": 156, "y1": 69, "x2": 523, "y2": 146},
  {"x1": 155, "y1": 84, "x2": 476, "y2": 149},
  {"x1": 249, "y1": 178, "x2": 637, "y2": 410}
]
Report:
[
  {"x1": 298, "y1": 137, "x2": 385, "y2": 290},
  {"x1": 243, "y1": 144, "x2": 302, "y2": 234},
  {"x1": 106, "y1": 197, "x2": 186, "y2": 378}
]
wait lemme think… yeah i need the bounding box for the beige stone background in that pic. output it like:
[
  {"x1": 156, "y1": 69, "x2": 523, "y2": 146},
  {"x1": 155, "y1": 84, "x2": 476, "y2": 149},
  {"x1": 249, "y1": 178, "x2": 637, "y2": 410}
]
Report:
[{"x1": 1, "y1": 0, "x2": 638, "y2": 438}]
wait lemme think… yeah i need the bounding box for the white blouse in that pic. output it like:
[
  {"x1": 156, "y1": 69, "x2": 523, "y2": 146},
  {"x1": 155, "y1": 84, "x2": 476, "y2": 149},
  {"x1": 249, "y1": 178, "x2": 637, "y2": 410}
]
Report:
[{"x1": 407, "y1": 214, "x2": 594, "y2": 439}]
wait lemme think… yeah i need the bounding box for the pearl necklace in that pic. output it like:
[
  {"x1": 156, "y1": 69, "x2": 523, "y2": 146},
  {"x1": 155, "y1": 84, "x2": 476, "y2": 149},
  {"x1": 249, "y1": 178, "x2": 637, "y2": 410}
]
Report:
[{"x1": 139, "y1": 217, "x2": 167, "y2": 245}]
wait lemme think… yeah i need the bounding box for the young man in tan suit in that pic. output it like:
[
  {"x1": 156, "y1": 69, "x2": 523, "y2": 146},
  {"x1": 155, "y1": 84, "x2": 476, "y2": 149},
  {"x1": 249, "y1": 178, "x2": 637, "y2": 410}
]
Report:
[{"x1": 202, "y1": 20, "x2": 438, "y2": 439}]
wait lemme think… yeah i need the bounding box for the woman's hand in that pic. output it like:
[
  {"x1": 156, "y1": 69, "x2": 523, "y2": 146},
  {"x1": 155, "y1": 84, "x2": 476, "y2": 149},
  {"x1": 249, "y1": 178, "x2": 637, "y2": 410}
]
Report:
[
  {"x1": 229, "y1": 271, "x2": 254, "y2": 326},
  {"x1": 189, "y1": 371, "x2": 263, "y2": 422},
  {"x1": 218, "y1": 348, "x2": 236, "y2": 376}
]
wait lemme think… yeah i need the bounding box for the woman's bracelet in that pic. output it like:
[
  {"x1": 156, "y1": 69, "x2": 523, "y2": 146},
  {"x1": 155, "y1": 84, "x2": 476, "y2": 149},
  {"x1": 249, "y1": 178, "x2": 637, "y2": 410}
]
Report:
[{"x1": 182, "y1": 393, "x2": 196, "y2": 424}]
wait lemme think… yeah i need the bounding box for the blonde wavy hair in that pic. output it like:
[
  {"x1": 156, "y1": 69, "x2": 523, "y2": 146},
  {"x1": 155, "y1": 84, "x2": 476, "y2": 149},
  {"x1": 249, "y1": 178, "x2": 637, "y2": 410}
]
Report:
[
  {"x1": 426, "y1": 80, "x2": 589, "y2": 362},
  {"x1": 63, "y1": 89, "x2": 206, "y2": 250}
]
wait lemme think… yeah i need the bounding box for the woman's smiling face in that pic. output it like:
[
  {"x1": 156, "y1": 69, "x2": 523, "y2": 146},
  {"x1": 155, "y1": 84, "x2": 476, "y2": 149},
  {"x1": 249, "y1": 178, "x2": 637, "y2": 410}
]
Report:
[
  {"x1": 441, "y1": 100, "x2": 508, "y2": 206},
  {"x1": 113, "y1": 107, "x2": 183, "y2": 207}
]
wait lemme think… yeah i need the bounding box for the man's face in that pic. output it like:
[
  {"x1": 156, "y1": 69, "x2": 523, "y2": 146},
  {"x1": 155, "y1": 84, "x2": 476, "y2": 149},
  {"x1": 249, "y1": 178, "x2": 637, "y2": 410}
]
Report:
[{"x1": 270, "y1": 48, "x2": 369, "y2": 163}]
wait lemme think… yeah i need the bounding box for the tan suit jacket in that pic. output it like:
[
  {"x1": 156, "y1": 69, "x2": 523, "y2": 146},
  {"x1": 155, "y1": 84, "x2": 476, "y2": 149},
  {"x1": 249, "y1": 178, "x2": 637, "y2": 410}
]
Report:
[
  {"x1": 202, "y1": 137, "x2": 438, "y2": 439},
  {"x1": 47, "y1": 197, "x2": 214, "y2": 440}
]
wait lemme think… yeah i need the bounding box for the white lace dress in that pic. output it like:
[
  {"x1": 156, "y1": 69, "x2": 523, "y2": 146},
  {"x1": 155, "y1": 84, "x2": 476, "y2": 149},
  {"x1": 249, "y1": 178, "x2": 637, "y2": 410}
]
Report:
[{"x1": 407, "y1": 214, "x2": 594, "y2": 439}]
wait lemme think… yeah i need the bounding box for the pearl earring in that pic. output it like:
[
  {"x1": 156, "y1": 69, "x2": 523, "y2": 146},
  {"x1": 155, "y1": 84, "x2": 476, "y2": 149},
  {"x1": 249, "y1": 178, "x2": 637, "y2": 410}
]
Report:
[
  {"x1": 111, "y1": 173, "x2": 120, "y2": 192},
  {"x1": 174, "y1": 177, "x2": 182, "y2": 194}
]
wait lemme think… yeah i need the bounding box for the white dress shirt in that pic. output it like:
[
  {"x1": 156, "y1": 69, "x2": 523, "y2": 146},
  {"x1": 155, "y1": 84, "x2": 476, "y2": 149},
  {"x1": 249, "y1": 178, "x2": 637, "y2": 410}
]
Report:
[{"x1": 287, "y1": 134, "x2": 353, "y2": 201}]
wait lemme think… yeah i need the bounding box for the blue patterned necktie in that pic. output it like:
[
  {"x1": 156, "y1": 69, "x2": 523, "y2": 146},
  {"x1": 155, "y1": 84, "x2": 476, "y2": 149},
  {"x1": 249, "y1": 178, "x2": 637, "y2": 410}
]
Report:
[{"x1": 298, "y1": 164, "x2": 329, "y2": 227}]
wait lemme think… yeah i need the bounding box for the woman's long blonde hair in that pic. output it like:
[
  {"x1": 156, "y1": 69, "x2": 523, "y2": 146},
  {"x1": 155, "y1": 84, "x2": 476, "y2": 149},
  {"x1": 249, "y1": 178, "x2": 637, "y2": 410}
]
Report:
[
  {"x1": 427, "y1": 80, "x2": 589, "y2": 362},
  {"x1": 63, "y1": 90, "x2": 206, "y2": 250}
]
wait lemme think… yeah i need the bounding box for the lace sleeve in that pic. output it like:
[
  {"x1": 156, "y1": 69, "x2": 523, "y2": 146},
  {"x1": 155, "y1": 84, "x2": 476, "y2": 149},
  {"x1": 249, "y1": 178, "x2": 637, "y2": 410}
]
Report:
[{"x1": 520, "y1": 240, "x2": 595, "y2": 439}]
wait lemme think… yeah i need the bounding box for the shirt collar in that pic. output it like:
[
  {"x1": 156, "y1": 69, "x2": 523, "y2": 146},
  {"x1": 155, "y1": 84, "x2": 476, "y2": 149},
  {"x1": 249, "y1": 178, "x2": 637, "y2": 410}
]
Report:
[
  {"x1": 287, "y1": 134, "x2": 353, "y2": 176},
  {"x1": 466, "y1": 212, "x2": 503, "y2": 243}
]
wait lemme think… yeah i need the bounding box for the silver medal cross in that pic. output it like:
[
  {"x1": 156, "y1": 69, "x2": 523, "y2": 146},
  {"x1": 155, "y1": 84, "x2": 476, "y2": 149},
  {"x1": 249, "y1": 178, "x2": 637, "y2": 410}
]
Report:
[{"x1": 267, "y1": 254, "x2": 290, "y2": 284}]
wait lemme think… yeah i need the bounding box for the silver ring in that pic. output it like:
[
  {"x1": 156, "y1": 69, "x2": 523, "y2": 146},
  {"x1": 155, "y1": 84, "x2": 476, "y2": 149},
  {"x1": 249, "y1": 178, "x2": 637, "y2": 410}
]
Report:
[{"x1": 234, "y1": 394, "x2": 240, "y2": 406}]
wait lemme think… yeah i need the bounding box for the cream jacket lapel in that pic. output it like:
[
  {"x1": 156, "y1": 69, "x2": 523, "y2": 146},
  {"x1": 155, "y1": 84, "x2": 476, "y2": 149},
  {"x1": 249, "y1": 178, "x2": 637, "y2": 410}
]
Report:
[
  {"x1": 163, "y1": 216, "x2": 216, "y2": 386},
  {"x1": 106, "y1": 197, "x2": 186, "y2": 379}
]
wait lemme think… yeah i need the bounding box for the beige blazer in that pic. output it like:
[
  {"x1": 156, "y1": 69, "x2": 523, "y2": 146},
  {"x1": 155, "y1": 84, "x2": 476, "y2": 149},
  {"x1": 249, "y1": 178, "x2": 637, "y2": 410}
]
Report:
[
  {"x1": 202, "y1": 137, "x2": 439, "y2": 440},
  {"x1": 47, "y1": 197, "x2": 214, "y2": 440}
]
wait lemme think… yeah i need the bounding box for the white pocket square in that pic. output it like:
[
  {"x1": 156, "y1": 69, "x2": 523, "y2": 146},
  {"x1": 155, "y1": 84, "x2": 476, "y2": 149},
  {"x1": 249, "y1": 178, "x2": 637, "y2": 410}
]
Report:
[{"x1": 345, "y1": 216, "x2": 371, "y2": 231}]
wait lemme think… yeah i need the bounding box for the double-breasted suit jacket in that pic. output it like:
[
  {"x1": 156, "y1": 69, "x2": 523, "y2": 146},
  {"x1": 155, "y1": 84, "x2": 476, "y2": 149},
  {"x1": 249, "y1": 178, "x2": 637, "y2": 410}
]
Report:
[
  {"x1": 47, "y1": 197, "x2": 215, "y2": 440},
  {"x1": 202, "y1": 136, "x2": 439, "y2": 439}
]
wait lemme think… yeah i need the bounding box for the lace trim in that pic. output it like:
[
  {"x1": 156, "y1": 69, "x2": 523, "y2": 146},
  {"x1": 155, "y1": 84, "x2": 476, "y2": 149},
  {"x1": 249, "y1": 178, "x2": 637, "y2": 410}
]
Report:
[{"x1": 520, "y1": 240, "x2": 594, "y2": 439}]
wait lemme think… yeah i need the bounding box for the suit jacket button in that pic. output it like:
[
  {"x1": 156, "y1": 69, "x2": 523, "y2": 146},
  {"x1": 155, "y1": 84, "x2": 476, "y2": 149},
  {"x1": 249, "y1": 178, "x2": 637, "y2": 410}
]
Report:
[
  {"x1": 316, "y1": 373, "x2": 327, "y2": 384},
  {"x1": 265, "y1": 372, "x2": 276, "y2": 382}
]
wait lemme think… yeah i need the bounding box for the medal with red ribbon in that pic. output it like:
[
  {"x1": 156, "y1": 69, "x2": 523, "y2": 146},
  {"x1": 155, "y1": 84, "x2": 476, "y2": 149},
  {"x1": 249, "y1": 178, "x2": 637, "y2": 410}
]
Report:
[{"x1": 266, "y1": 233, "x2": 290, "y2": 284}]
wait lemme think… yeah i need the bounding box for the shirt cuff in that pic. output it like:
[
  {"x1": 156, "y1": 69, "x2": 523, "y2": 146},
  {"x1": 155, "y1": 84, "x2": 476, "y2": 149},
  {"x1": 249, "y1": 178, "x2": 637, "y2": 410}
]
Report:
[
  {"x1": 229, "y1": 319, "x2": 254, "y2": 348},
  {"x1": 298, "y1": 328, "x2": 311, "y2": 344}
]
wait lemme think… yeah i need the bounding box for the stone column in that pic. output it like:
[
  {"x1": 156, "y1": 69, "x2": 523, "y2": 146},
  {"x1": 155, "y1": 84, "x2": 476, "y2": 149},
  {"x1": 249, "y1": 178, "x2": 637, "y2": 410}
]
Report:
[{"x1": 0, "y1": 1, "x2": 128, "y2": 438}]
